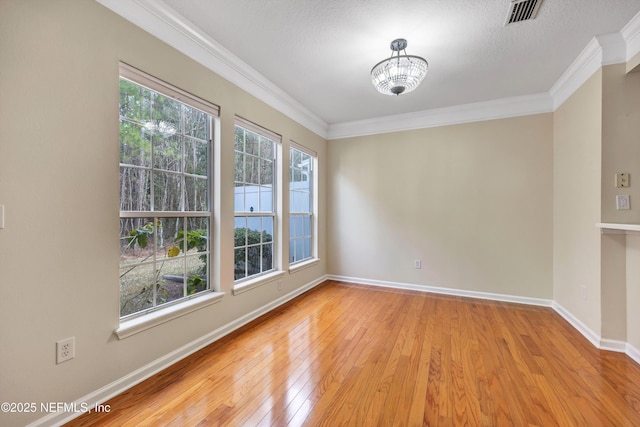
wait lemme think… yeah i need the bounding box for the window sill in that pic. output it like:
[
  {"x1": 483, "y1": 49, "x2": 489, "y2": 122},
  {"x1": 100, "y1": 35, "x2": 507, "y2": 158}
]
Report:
[
  {"x1": 114, "y1": 291, "x2": 225, "y2": 340},
  {"x1": 233, "y1": 271, "x2": 285, "y2": 295},
  {"x1": 289, "y1": 258, "x2": 320, "y2": 274}
]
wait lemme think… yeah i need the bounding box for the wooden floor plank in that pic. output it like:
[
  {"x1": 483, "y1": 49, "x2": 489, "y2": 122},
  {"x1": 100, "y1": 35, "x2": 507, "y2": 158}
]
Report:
[{"x1": 66, "y1": 281, "x2": 640, "y2": 427}]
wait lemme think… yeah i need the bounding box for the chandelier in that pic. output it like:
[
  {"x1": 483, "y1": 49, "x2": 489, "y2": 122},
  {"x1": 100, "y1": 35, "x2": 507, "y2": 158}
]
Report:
[{"x1": 370, "y1": 39, "x2": 429, "y2": 96}]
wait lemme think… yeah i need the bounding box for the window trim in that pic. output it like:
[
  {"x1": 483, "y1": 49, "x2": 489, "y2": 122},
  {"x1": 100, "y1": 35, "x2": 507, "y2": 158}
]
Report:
[
  {"x1": 233, "y1": 117, "x2": 281, "y2": 285},
  {"x1": 288, "y1": 141, "x2": 317, "y2": 266},
  {"x1": 118, "y1": 63, "x2": 220, "y2": 322}
]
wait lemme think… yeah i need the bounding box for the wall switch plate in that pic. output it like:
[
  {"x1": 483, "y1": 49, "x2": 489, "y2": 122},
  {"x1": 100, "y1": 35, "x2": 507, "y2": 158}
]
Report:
[
  {"x1": 616, "y1": 195, "x2": 630, "y2": 210},
  {"x1": 414, "y1": 260, "x2": 422, "y2": 269},
  {"x1": 616, "y1": 173, "x2": 630, "y2": 188}
]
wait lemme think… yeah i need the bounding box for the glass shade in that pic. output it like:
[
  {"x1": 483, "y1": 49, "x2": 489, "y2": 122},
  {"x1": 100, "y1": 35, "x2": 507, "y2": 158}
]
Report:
[{"x1": 371, "y1": 54, "x2": 428, "y2": 96}]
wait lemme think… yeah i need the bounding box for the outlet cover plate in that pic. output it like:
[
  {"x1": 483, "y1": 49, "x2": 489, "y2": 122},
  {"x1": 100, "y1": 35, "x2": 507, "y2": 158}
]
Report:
[{"x1": 56, "y1": 337, "x2": 75, "y2": 364}]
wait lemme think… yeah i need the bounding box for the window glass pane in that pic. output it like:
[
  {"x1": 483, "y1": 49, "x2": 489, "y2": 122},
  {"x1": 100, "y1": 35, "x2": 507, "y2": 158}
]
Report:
[
  {"x1": 185, "y1": 137, "x2": 208, "y2": 176},
  {"x1": 247, "y1": 216, "x2": 261, "y2": 238},
  {"x1": 295, "y1": 216, "x2": 304, "y2": 238},
  {"x1": 292, "y1": 149, "x2": 302, "y2": 167},
  {"x1": 289, "y1": 216, "x2": 296, "y2": 238},
  {"x1": 289, "y1": 240, "x2": 296, "y2": 263},
  {"x1": 156, "y1": 217, "x2": 183, "y2": 261},
  {"x1": 260, "y1": 138, "x2": 273, "y2": 159},
  {"x1": 260, "y1": 186, "x2": 273, "y2": 212},
  {"x1": 234, "y1": 183, "x2": 245, "y2": 212},
  {"x1": 153, "y1": 134, "x2": 182, "y2": 172},
  {"x1": 158, "y1": 257, "x2": 187, "y2": 305},
  {"x1": 234, "y1": 152, "x2": 244, "y2": 183},
  {"x1": 246, "y1": 156, "x2": 259, "y2": 184},
  {"x1": 184, "y1": 176, "x2": 208, "y2": 211},
  {"x1": 120, "y1": 79, "x2": 152, "y2": 122},
  {"x1": 247, "y1": 246, "x2": 261, "y2": 276},
  {"x1": 120, "y1": 166, "x2": 151, "y2": 211},
  {"x1": 244, "y1": 131, "x2": 260, "y2": 156},
  {"x1": 263, "y1": 216, "x2": 274, "y2": 240},
  {"x1": 245, "y1": 185, "x2": 259, "y2": 212},
  {"x1": 289, "y1": 189, "x2": 296, "y2": 212},
  {"x1": 260, "y1": 159, "x2": 273, "y2": 185},
  {"x1": 246, "y1": 131, "x2": 259, "y2": 155},
  {"x1": 295, "y1": 238, "x2": 304, "y2": 261},
  {"x1": 303, "y1": 215, "x2": 311, "y2": 236},
  {"x1": 153, "y1": 171, "x2": 183, "y2": 211},
  {"x1": 303, "y1": 237, "x2": 311, "y2": 259},
  {"x1": 120, "y1": 265, "x2": 155, "y2": 316},
  {"x1": 234, "y1": 248, "x2": 246, "y2": 280},
  {"x1": 183, "y1": 106, "x2": 208, "y2": 139},
  {"x1": 234, "y1": 126, "x2": 244, "y2": 152},
  {"x1": 234, "y1": 217, "x2": 247, "y2": 247},
  {"x1": 120, "y1": 217, "x2": 156, "y2": 265},
  {"x1": 187, "y1": 253, "x2": 208, "y2": 295},
  {"x1": 262, "y1": 243, "x2": 273, "y2": 271},
  {"x1": 120, "y1": 120, "x2": 151, "y2": 167},
  {"x1": 153, "y1": 94, "x2": 181, "y2": 135}
]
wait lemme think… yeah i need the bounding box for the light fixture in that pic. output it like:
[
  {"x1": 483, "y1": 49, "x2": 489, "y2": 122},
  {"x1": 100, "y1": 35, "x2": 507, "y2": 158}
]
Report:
[{"x1": 370, "y1": 38, "x2": 429, "y2": 96}]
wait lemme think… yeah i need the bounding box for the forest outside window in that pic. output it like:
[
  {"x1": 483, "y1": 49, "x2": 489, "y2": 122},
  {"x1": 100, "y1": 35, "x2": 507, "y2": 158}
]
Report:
[
  {"x1": 118, "y1": 64, "x2": 218, "y2": 319},
  {"x1": 234, "y1": 118, "x2": 279, "y2": 282}
]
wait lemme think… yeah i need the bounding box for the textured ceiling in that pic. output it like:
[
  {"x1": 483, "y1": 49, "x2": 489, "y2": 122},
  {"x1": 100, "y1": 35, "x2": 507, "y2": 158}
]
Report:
[{"x1": 152, "y1": 0, "x2": 640, "y2": 125}]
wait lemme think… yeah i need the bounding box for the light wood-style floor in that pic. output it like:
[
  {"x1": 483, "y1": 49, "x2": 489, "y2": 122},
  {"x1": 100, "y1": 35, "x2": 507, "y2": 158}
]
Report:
[{"x1": 67, "y1": 280, "x2": 640, "y2": 426}]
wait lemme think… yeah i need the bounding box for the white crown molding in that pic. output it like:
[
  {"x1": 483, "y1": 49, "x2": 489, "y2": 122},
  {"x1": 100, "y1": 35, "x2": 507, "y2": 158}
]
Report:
[
  {"x1": 98, "y1": 0, "x2": 638, "y2": 140},
  {"x1": 549, "y1": 37, "x2": 604, "y2": 110},
  {"x1": 326, "y1": 93, "x2": 553, "y2": 140},
  {"x1": 621, "y1": 10, "x2": 640, "y2": 61},
  {"x1": 95, "y1": 0, "x2": 329, "y2": 138},
  {"x1": 597, "y1": 33, "x2": 628, "y2": 65}
]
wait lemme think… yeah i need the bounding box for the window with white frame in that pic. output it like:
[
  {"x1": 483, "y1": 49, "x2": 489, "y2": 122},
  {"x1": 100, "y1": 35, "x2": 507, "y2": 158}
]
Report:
[
  {"x1": 289, "y1": 143, "x2": 315, "y2": 264},
  {"x1": 118, "y1": 64, "x2": 218, "y2": 318},
  {"x1": 234, "y1": 118, "x2": 279, "y2": 281}
]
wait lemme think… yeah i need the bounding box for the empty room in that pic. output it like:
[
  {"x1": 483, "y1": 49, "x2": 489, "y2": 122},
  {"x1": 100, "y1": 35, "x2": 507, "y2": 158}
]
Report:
[{"x1": 3, "y1": 0, "x2": 640, "y2": 425}]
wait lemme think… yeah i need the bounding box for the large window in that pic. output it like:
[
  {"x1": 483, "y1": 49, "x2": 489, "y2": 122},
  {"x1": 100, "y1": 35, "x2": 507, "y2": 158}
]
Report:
[
  {"x1": 234, "y1": 119, "x2": 279, "y2": 281},
  {"x1": 289, "y1": 144, "x2": 315, "y2": 264},
  {"x1": 118, "y1": 64, "x2": 218, "y2": 318}
]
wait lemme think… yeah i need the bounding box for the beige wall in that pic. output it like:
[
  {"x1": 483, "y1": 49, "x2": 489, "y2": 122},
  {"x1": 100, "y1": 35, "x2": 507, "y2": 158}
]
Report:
[
  {"x1": 552, "y1": 70, "x2": 603, "y2": 335},
  {"x1": 0, "y1": 1, "x2": 326, "y2": 425},
  {"x1": 601, "y1": 63, "x2": 640, "y2": 224},
  {"x1": 626, "y1": 235, "x2": 640, "y2": 350},
  {"x1": 327, "y1": 115, "x2": 554, "y2": 298}
]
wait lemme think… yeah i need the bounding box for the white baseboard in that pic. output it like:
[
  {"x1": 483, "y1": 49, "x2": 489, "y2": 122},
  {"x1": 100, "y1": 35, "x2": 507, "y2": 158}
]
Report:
[
  {"x1": 551, "y1": 301, "x2": 603, "y2": 348},
  {"x1": 627, "y1": 343, "x2": 640, "y2": 365},
  {"x1": 28, "y1": 275, "x2": 327, "y2": 427},
  {"x1": 327, "y1": 275, "x2": 553, "y2": 307}
]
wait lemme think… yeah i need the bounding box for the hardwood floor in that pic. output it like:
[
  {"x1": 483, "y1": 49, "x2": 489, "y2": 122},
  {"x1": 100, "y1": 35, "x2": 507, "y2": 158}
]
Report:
[{"x1": 66, "y1": 280, "x2": 640, "y2": 426}]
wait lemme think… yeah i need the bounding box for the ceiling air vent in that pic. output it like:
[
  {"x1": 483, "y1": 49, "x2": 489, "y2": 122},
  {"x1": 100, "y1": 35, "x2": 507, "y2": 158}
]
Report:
[{"x1": 506, "y1": 0, "x2": 543, "y2": 25}]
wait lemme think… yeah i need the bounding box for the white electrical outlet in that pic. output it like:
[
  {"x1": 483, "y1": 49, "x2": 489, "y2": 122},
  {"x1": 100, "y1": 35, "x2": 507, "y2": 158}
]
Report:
[
  {"x1": 616, "y1": 195, "x2": 630, "y2": 210},
  {"x1": 415, "y1": 260, "x2": 422, "y2": 269},
  {"x1": 56, "y1": 337, "x2": 75, "y2": 364}
]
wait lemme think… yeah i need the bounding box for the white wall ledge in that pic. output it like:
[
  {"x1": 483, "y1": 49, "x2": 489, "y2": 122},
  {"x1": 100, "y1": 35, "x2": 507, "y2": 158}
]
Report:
[{"x1": 597, "y1": 222, "x2": 640, "y2": 234}]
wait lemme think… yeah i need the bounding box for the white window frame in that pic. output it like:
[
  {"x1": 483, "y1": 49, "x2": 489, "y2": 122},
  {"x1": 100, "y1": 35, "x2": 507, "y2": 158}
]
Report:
[
  {"x1": 233, "y1": 117, "x2": 281, "y2": 290},
  {"x1": 116, "y1": 63, "x2": 223, "y2": 338},
  {"x1": 289, "y1": 142, "x2": 317, "y2": 268}
]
